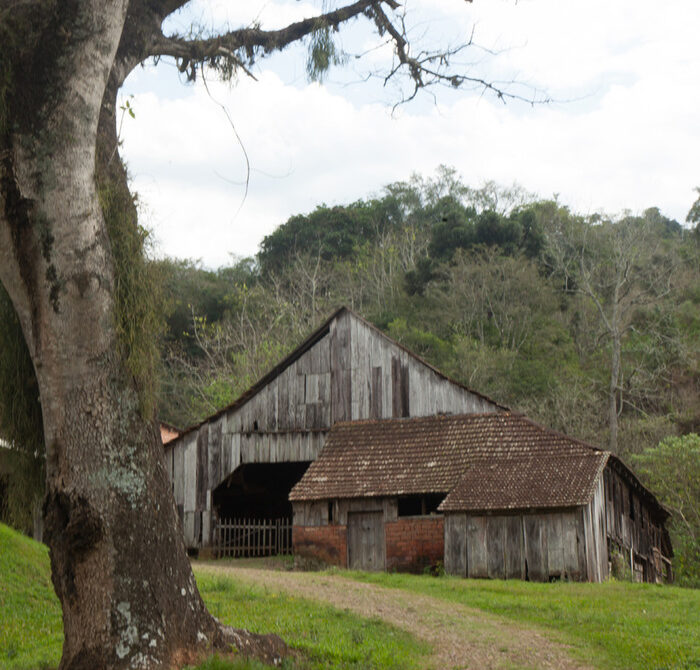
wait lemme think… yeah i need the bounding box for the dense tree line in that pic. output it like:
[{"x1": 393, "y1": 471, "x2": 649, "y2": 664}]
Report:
[
  {"x1": 155, "y1": 169, "x2": 699, "y2": 583},
  {"x1": 159, "y1": 169, "x2": 698, "y2": 446},
  {"x1": 2, "y1": 168, "x2": 699, "y2": 584}
]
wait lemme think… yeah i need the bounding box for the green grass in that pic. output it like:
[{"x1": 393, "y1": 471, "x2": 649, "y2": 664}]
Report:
[
  {"x1": 4, "y1": 521, "x2": 700, "y2": 670},
  {"x1": 0, "y1": 523, "x2": 63, "y2": 669},
  {"x1": 0, "y1": 525, "x2": 425, "y2": 670},
  {"x1": 342, "y1": 570, "x2": 700, "y2": 669},
  {"x1": 193, "y1": 569, "x2": 427, "y2": 669}
]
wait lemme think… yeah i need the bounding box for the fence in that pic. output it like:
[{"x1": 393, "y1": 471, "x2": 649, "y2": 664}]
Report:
[{"x1": 213, "y1": 517, "x2": 293, "y2": 558}]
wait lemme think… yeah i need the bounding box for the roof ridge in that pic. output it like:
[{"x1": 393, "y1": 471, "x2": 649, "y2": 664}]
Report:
[
  {"x1": 332, "y1": 411, "x2": 509, "y2": 429},
  {"x1": 511, "y1": 413, "x2": 608, "y2": 455},
  {"x1": 169, "y1": 308, "x2": 508, "y2": 444}
]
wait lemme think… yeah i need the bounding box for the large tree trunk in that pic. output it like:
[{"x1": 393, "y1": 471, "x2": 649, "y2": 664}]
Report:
[{"x1": 0, "y1": 3, "x2": 283, "y2": 668}]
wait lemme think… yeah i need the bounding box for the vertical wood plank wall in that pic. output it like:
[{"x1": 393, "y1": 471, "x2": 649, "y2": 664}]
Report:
[
  {"x1": 165, "y1": 310, "x2": 501, "y2": 548},
  {"x1": 444, "y1": 464, "x2": 670, "y2": 583},
  {"x1": 445, "y1": 508, "x2": 588, "y2": 581},
  {"x1": 582, "y1": 476, "x2": 608, "y2": 582},
  {"x1": 603, "y1": 464, "x2": 669, "y2": 582}
]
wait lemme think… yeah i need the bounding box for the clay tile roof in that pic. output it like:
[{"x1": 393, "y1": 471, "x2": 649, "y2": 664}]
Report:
[
  {"x1": 439, "y1": 452, "x2": 607, "y2": 512},
  {"x1": 289, "y1": 412, "x2": 609, "y2": 510}
]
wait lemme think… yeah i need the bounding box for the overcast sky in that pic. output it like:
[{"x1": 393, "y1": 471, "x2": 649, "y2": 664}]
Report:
[{"x1": 120, "y1": 0, "x2": 700, "y2": 268}]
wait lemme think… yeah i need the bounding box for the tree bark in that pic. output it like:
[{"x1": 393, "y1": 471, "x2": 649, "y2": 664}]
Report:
[
  {"x1": 0, "y1": 3, "x2": 283, "y2": 668},
  {"x1": 0, "y1": 0, "x2": 512, "y2": 665}
]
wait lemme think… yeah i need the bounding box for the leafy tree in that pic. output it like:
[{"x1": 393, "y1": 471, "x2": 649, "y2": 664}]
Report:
[
  {"x1": 632, "y1": 434, "x2": 700, "y2": 585},
  {"x1": 686, "y1": 187, "x2": 700, "y2": 228},
  {"x1": 426, "y1": 198, "x2": 477, "y2": 260},
  {"x1": 0, "y1": 2, "x2": 533, "y2": 667},
  {"x1": 544, "y1": 212, "x2": 678, "y2": 452},
  {"x1": 474, "y1": 210, "x2": 521, "y2": 252}
]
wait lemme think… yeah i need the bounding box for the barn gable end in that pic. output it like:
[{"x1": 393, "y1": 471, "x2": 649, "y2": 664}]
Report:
[{"x1": 164, "y1": 307, "x2": 504, "y2": 549}]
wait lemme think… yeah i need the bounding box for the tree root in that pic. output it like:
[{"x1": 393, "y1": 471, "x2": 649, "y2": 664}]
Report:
[{"x1": 215, "y1": 625, "x2": 288, "y2": 667}]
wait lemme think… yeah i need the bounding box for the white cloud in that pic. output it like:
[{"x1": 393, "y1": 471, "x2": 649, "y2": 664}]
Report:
[
  {"x1": 121, "y1": 1, "x2": 700, "y2": 267},
  {"x1": 165, "y1": 0, "x2": 319, "y2": 33}
]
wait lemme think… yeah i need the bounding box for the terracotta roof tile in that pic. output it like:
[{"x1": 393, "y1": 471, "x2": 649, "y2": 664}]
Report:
[{"x1": 289, "y1": 413, "x2": 608, "y2": 511}]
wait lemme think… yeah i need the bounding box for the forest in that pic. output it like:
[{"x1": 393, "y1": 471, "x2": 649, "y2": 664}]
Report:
[{"x1": 2, "y1": 167, "x2": 699, "y2": 584}]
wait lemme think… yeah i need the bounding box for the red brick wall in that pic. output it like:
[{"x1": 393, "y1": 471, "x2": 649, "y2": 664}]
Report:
[
  {"x1": 385, "y1": 516, "x2": 444, "y2": 573},
  {"x1": 294, "y1": 516, "x2": 444, "y2": 572},
  {"x1": 293, "y1": 525, "x2": 347, "y2": 568}
]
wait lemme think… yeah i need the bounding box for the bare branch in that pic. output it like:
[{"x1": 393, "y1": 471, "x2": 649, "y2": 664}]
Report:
[
  {"x1": 139, "y1": 0, "x2": 546, "y2": 108},
  {"x1": 369, "y1": 5, "x2": 549, "y2": 108}
]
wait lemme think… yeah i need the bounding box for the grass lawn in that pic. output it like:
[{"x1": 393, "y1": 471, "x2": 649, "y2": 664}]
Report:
[
  {"x1": 3, "y1": 522, "x2": 699, "y2": 670},
  {"x1": 343, "y1": 570, "x2": 700, "y2": 670},
  {"x1": 0, "y1": 523, "x2": 62, "y2": 670},
  {"x1": 0, "y1": 524, "x2": 425, "y2": 670},
  {"x1": 192, "y1": 568, "x2": 427, "y2": 669}
]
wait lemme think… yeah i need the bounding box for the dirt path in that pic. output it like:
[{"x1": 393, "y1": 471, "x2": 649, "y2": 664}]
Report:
[{"x1": 197, "y1": 564, "x2": 592, "y2": 670}]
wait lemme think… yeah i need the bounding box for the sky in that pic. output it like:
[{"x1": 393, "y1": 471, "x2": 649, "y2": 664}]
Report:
[{"x1": 120, "y1": 0, "x2": 700, "y2": 268}]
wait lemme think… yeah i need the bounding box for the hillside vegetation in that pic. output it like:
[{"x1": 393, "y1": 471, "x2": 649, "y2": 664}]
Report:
[
  {"x1": 1, "y1": 168, "x2": 698, "y2": 581},
  {"x1": 156, "y1": 169, "x2": 700, "y2": 583}
]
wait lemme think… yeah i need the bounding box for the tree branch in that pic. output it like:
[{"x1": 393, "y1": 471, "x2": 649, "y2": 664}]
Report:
[
  {"x1": 369, "y1": 4, "x2": 548, "y2": 106},
  {"x1": 138, "y1": 0, "x2": 545, "y2": 108},
  {"x1": 148, "y1": 0, "x2": 391, "y2": 80}
]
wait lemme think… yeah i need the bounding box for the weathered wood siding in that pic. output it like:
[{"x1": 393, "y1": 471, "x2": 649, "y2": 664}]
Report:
[
  {"x1": 445, "y1": 508, "x2": 589, "y2": 581},
  {"x1": 338, "y1": 311, "x2": 497, "y2": 421},
  {"x1": 293, "y1": 496, "x2": 398, "y2": 527},
  {"x1": 444, "y1": 462, "x2": 671, "y2": 584},
  {"x1": 166, "y1": 309, "x2": 500, "y2": 548},
  {"x1": 293, "y1": 497, "x2": 443, "y2": 572},
  {"x1": 347, "y1": 511, "x2": 386, "y2": 571},
  {"x1": 582, "y1": 475, "x2": 608, "y2": 582},
  {"x1": 603, "y1": 463, "x2": 670, "y2": 582}
]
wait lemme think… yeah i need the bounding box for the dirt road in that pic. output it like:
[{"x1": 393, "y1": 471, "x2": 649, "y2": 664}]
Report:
[{"x1": 197, "y1": 564, "x2": 592, "y2": 670}]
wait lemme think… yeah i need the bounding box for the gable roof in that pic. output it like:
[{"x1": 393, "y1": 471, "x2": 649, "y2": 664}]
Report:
[
  {"x1": 170, "y1": 306, "x2": 507, "y2": 443},
  {"x1": 289, "y1": 412, "x2": 609, "y2": 510}
]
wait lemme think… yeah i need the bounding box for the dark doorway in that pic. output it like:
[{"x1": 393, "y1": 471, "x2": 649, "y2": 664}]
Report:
[{"x1": 212, "y1": 461, "x2": 311, "y2": 522}]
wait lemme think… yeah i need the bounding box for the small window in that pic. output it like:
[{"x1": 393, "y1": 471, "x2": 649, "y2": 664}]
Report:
[
  {"x1": 398, "y1": 496, "x2": 423, "y2": 517},
  {"x1": 398, "y1": 494, "x2": 444, "y2": 517},
  {"x1": 328, "y1": 501, "x2": 334, "y2": 524},
  {"x1": 424, "y1": 494, "x2": 444, "y2": 515},
  {"x1": 253, "y1": 420, "x2": 259, "y2": 431}
]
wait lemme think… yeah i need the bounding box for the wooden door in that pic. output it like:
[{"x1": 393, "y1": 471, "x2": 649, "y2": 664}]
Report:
[{"x1": 347, "y1": 511, "x2": 385, "y2": 571}]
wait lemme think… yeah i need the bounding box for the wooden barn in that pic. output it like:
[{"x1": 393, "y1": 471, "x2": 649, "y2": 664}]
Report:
[
  {"x1": 163, "y1": 307, "x2": 505, "y2": 552},
  {"x1": 289, "y1": 413, "x2": 673, "y2": 583}
]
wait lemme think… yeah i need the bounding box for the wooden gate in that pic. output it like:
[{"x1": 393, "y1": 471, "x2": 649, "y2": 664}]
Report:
[
  {"x1": 347, "y1": 511, "x2": 385, "y2": 571},
  {"x1": 213, "y1": 518, "x2": 292, "y2": 558}
]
